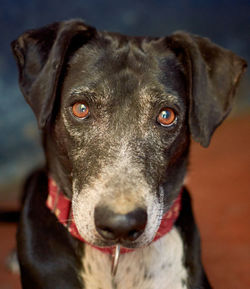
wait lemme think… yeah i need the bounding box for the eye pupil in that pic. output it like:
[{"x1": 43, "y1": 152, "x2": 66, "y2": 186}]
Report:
[
  {"x1": 161, "y1": 110, "x2": 170, "y2": 119},
  {"x1": 79, "y1": 104, "x2": 87, "y2": 112}
]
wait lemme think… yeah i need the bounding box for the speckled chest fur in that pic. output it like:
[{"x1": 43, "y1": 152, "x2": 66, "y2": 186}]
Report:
[{"x1": 81, "y1": 228, "x2": 187, "y2": 289}]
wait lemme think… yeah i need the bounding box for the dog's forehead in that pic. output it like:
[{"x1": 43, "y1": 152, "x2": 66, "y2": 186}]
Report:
[{"x1": 62, "y1": 32, "x2": 187, "y2": 103}]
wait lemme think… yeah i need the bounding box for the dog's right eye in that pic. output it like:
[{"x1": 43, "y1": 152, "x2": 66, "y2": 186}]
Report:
[
  {"x1": 157, "y1": 108, "x2": 176, "y2": 127},
  {"x1": 72, "y1": 102, "x2": 90, "y2": 119}
]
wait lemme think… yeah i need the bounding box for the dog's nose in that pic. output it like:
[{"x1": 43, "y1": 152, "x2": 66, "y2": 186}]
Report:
[{"x1": 94, "y1": 206, "x2": 147, "y2": 242}]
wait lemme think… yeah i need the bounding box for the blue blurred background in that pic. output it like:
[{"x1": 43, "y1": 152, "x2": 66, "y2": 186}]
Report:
[{"x1": 0, "y1": 0, "x2": 249, "y2": 200}]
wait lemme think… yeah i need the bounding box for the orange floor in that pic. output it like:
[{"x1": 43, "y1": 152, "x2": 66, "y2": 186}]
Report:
[{"x1": 0, "y1": 114, "x2": 250, "y2": 289}]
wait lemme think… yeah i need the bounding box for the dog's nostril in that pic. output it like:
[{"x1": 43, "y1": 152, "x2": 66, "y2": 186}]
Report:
[
  {"x1": 98, "y1": 227, "x2": 116, "y2": 240},
  {"x1": 127, "y1": 229, "x2": 142, "y2": 241},
  {"x1": 94, "y1": 206, "x2": 147, "y2": 242}
]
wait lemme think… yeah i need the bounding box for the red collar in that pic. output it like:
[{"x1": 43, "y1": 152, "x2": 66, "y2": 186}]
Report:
[{"x1": 46, "y1": 178, "x2": 182, "y2": 254}]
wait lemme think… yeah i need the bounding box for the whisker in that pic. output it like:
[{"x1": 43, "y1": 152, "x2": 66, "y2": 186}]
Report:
[{"x1": 56, "y1": 218, "x2": 74, "y2": 223}]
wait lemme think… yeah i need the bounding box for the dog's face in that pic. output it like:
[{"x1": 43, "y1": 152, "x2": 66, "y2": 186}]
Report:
[
  {"x1": 55, "y1": 35, "x2": 190, "y2": 247},
  {"x1": 12, "y1": 20, "x2": 246, "y2": 248}
]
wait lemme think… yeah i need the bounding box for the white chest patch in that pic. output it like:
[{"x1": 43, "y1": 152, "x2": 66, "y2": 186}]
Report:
[{"x1": 80, "y1": 227, "x2": 188, "y2": 289}]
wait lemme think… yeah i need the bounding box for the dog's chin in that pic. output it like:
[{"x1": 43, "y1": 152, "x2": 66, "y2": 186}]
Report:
[{"x1": 88, "y1": 234, "x2": 154, "y2": 250}]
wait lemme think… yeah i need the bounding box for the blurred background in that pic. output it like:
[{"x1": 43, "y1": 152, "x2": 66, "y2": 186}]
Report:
[{"x1": 0, "y1": 0, "x2": 249, "y2": 288}]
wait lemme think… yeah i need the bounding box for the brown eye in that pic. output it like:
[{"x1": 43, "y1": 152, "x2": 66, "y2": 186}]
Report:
[
  {"x1": 72, "y1": 102, "x2": 90, "y2": 119},
  {"x1": 157, "y1": 108, "x2": 176, "y2": 126}
]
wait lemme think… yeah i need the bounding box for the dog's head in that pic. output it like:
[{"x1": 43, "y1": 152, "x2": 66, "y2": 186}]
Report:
[{"x1": 12, "y1": 20, "x2": 246, "y2": 248}]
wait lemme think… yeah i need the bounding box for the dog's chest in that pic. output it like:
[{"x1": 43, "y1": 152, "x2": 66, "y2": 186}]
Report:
[{"x1": 80, "y1": 227, "x2": 188, "y2": 289}]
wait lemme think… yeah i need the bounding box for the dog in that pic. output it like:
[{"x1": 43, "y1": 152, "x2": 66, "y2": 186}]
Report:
[{"x1": 11, "y1": 19, "x2": 246, "y2": 289}]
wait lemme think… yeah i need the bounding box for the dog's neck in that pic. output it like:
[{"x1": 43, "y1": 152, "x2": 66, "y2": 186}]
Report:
[{"x1": 46, "y1": 177, "x2": 182, "y2": 254}]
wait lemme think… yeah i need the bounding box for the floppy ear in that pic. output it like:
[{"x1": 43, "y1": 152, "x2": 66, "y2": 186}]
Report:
[
  {"x1": 172, "y1": 32, "x2": 247, "y2": 147},
  {"x1": 11, "y1": 19, "x2": 96, "y2": 128}
]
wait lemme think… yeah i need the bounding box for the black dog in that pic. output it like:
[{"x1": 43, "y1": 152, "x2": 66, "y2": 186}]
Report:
[{"x1": 12, "y1": 19, "x2": 246, "y2": 289}]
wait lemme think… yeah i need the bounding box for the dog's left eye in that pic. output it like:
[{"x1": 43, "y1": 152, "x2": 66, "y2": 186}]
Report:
[
  {"x1": 72, "y1": 102, "x2": 90, "y2": 119},
  {"x1": 157, "y1": 108, "x2": 176, "y2": 127}
]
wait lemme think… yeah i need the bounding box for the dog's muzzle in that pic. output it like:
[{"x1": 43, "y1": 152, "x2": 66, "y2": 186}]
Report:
[{"x1": 47, "y1": 177, "x2": 182, "y2": 257}]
